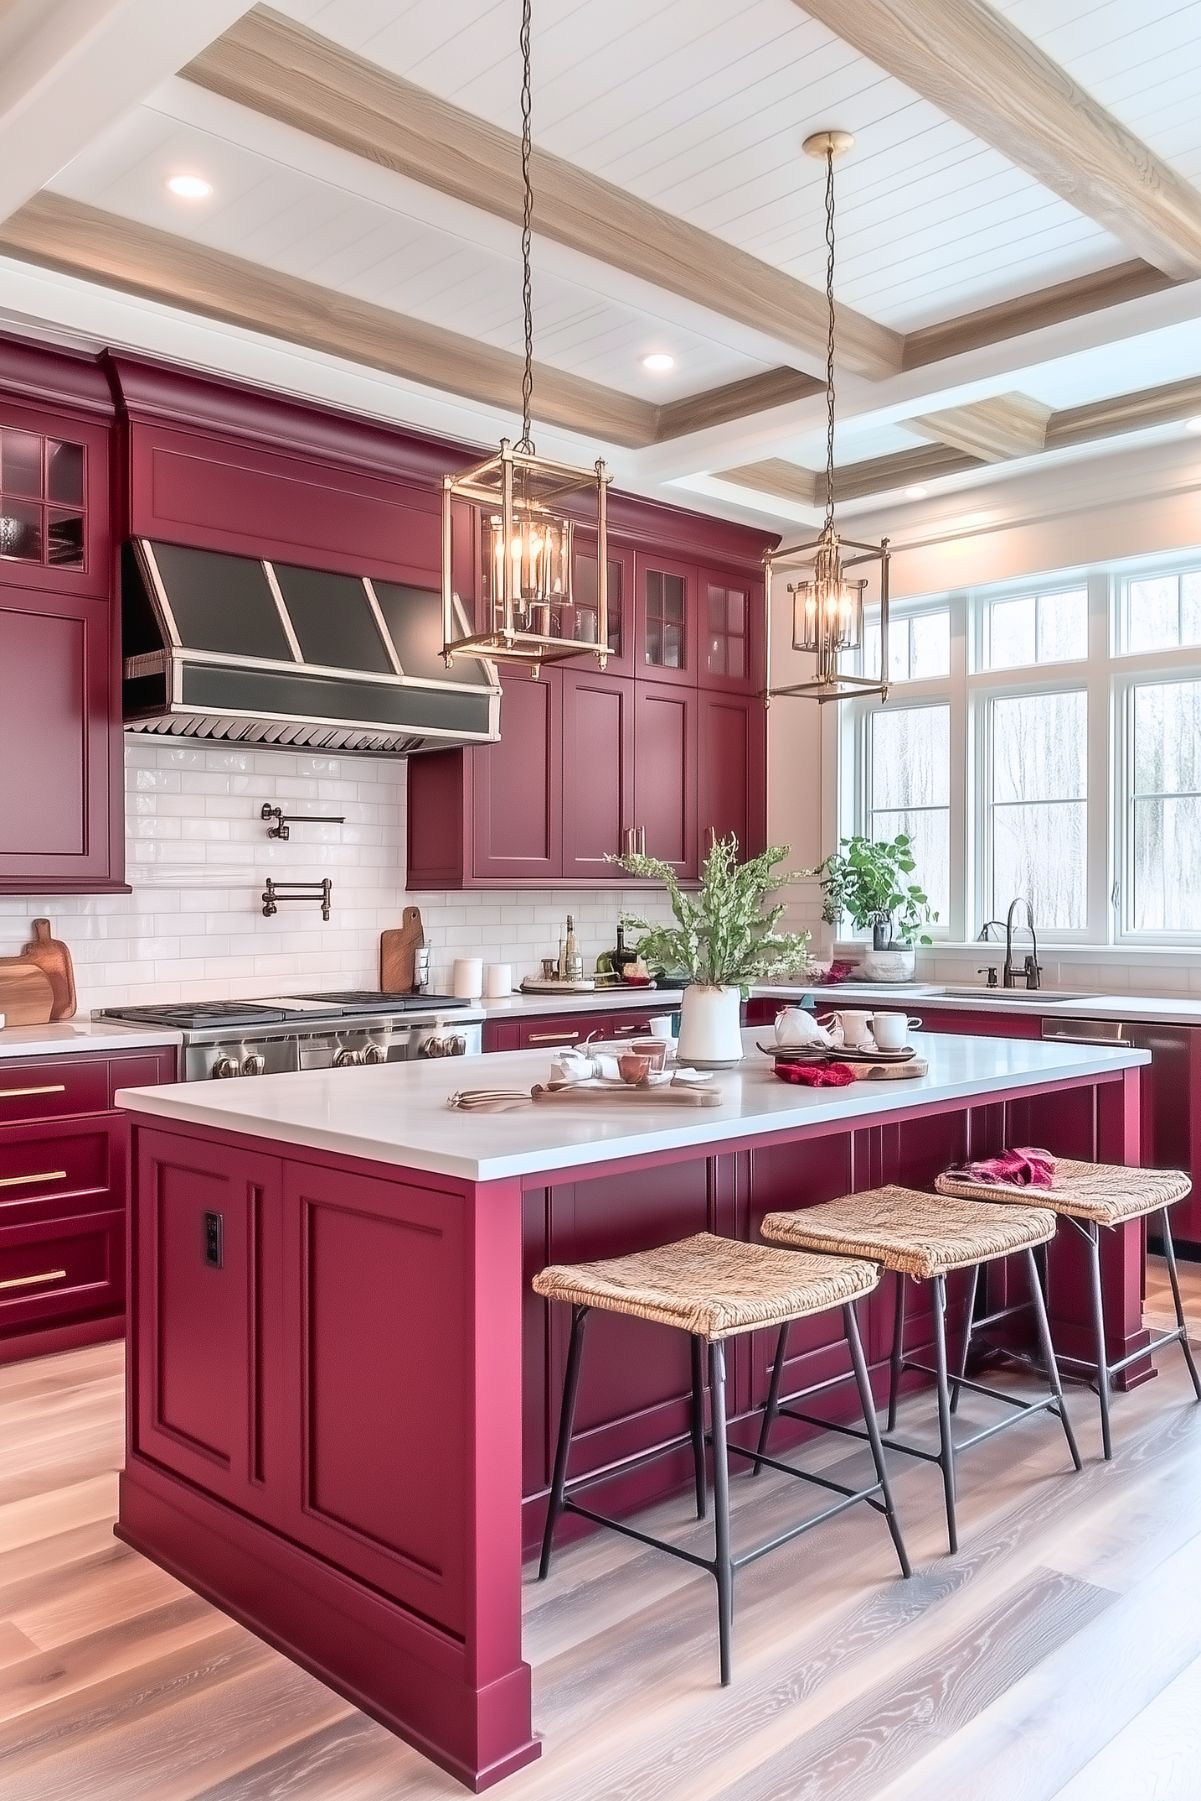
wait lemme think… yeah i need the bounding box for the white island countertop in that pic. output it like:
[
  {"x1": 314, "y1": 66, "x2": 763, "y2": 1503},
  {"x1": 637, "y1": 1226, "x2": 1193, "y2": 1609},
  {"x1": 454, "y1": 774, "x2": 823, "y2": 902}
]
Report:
[{"x1": 117, "y1": 1028, "x2": 1148, "y2": 1185}]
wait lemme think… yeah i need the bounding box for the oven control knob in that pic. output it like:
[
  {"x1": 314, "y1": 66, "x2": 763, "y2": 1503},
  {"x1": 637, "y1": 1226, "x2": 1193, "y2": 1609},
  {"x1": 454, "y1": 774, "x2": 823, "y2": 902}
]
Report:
[
  {"x1": 363, "y1": 1044, "x2": 387, "y2": 1065},
  {"x1": 449, "y1": 1035, "x2": 467, "y2": 1056},
  {"x1": 333, "y1": 1048, "x2": 364, "y2": 1068},
  {"x1": 212, "y1": 1057, "x2": 241, "y2": 1079},
  {"x1": 241, "y1": 1054, "x2": 267, "y2": 1077}
]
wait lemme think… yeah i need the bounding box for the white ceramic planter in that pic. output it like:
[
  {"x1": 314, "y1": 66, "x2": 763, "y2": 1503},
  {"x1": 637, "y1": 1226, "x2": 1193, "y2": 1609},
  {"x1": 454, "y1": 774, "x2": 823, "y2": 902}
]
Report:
[
  {"x1": 858, "y1": 946, "x2": 917, "y2": 983},
  {"x1": 677, "y1": 984, "x2": 744, "y2": 1068}
]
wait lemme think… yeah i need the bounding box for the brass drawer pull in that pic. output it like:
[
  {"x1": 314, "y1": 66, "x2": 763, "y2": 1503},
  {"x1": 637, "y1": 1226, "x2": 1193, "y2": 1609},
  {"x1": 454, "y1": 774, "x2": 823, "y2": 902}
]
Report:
[
  {"x1": 0, "y1": 1268, "x2": 67, "y2": 1291},
  {"x1": 0, "y1": 1084, "x2": 67, "y2": 1100},
  {"x1": 0, "y1": 1169, "x2": 67, "y2": 1189},
  {"x1": 527, "y1": 1031, "x2": 581, "y2": 1045}
]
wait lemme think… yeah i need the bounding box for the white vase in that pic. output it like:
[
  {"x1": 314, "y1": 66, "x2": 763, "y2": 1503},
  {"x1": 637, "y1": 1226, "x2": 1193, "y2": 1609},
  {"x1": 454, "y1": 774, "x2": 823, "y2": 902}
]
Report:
[
  {"x1": 677, "y1": 984, "x2": 744, "y2": 1068},
  {"x1": 858, "y1": 945, "x2": 917, "y2": 983}
]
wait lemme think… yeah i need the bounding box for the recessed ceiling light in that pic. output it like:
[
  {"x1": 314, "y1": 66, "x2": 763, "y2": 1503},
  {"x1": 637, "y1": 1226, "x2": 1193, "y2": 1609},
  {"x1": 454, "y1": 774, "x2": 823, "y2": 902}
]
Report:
[
  {"x1": 1186, "y1": 416, "x2": 1201, "y2": 433},
  {"x1": 641, "y1": 353, "x2": 675, "y2": 373},
  {"x1": 166, "y1": 174, "x2": 213, "y2": 201},
  {"x1": 904, "y1": 484, "x2": 929, "y2": 500}
]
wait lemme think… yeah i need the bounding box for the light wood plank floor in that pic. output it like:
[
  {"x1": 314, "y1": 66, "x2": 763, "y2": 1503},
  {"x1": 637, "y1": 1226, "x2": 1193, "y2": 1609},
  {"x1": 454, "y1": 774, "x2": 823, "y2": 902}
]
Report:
[{"x1": 1, "y1": 1261, "x2": 1199, "y2": 1801}]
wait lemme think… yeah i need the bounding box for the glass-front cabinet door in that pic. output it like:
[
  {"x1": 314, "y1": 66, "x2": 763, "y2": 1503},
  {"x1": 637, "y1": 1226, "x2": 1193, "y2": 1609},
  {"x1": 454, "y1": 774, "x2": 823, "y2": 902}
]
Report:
[
  {"x1": 0, "y1": 403, "x2": 109, "y2": 598},
  {"x1": 634, "y1": 553, "x2": 695, "y2": 685},
  {"x1": 572, "y1": 536, "x2": 633, "y2": 675},
  {"x1": 698, "y1": 566, "x2": 761, "y2": 694}
]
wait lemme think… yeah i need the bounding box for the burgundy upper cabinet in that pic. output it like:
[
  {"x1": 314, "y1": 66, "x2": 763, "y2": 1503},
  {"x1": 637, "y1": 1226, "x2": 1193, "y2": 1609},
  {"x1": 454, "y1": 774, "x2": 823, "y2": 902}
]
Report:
[
  {"x1": 634, "y1": 682, "x2": 698, "y2": 879},
  {"x1": 573, "y1": 536, "x2": 634, "y2": 677},
  {"x1": 635, "y1": 554, "x2": 696, "y2": 685},
  {"x1": 470, "y1": 669, "x2": 563, "y2": 881},
  {"x1": 0, "y1": 341, "x2": 123, "y2": 894},
  {"x1": 561, "y1": 668, "x2": 633, "y2": 880},
  {"x1": 698, "y1": 690, "x2": 767, "y2": 860},
  {"x1": 698, "y1": 566, "x2": 762, "y2": 696}
]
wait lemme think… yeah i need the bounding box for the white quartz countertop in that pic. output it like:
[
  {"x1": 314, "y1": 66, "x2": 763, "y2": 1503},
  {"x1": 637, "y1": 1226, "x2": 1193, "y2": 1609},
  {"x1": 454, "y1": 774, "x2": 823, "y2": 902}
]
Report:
[
  {"x1": 478, "y1": 989, "x2": 683, "y2": 1020},
  {"x1": 759, "y1": 984, "x2": 1201, "y2": 1027},
  {"x1": 117, "y1": 1028, "x2": 1147, "y2": 1184},
  {"x1": 0, "y1": 1019, "x2": 183, "y2": 1060}
]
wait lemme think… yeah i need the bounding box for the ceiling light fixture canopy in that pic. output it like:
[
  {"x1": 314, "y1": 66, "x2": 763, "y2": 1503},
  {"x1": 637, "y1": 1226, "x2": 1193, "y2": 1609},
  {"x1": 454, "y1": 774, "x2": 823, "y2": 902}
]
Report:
[
  {"x1": 642, "y1": 352, "x2": 675, "y2": 372},
  {"x1": 441, "y1": 0, "x2": 610, "y2": 679},
  {"x1": 764, "y1": 130, "x2": 891, "y2": 706},
  {"x1": 166, "y1": 174, "x2": 213, "y2": 200}
]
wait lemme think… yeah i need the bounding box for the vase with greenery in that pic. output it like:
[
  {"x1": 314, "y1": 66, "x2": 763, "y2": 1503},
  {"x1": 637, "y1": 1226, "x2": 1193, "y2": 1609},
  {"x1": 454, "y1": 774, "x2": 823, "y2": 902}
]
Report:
[
  {"x1": 809, "y1": 833, "x2": 936, "y2": 980},
  {"x1": 610, "y1": 837, "x2": 811, "y2": 1066}
]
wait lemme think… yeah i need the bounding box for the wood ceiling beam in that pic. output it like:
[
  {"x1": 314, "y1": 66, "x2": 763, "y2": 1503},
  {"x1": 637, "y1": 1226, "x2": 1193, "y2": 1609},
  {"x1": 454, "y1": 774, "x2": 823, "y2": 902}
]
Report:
[
  {"x1": 716, "y1": 460, "x2": 819, "y2": 509},
  {"x1": 795, "y1": 0, "x2": 1201, "y2": 280},
  {"x1": 653, "y1": 369, "x2": 823, "y2": 444},
  {"x1": 908, "y1": 392, "x2": 1052, "y2": 463},
  {"x1": 0, "y1": 193, "x2": 658, "y2": 449},
  {"x1": 903, "y1": 260, "x2": 1174, "y2": 370},
  {"x1": 182, "y1": 5, "x2": 902, "y2": 381}
]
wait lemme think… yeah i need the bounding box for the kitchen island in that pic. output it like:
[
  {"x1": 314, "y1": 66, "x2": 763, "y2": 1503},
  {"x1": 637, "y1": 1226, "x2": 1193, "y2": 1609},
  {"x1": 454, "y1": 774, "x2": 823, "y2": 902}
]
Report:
[{"x1": 117, "y1": 1029, "x2": 1149, "y2": 1791}]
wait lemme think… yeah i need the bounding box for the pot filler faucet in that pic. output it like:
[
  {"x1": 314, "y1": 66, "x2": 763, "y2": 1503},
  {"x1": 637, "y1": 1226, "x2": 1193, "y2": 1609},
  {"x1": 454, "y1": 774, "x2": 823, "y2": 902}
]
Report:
[{"x1": 1003, "y1": 896, "x2": 1042, "y2": 990}]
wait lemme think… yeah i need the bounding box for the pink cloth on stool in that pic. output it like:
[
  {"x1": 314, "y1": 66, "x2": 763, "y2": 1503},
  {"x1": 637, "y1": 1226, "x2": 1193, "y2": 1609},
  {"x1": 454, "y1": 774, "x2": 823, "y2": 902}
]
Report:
[{"x1": 944, "y1": 1146, "x2": 1056, "y2": 1188}]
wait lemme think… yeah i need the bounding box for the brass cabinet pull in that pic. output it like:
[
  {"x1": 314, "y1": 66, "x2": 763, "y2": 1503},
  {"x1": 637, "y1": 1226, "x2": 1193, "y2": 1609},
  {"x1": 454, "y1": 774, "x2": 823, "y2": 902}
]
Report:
[
  {"x1": 0, "y1": 1084, "x2": 67, "y2": 1100},
  {"x1": 0, "y1": 1169, "x2": 66, "y2": 1189},
  {"x1": 0, "y1": 1268, "x2": 67, "y2": 1291},
  {"x1": 637, "y1": 826, "x2": 647, "y2": 855},
  {"x1": 527, "y1": 1031, "x2": 581, "y2": 1045},
  {"x1": 613, "y1": 1025, "x2": 644, "y2": 1037},
  {"x1": 705, "y1": 826, "x2": 717, "y2": 851}
]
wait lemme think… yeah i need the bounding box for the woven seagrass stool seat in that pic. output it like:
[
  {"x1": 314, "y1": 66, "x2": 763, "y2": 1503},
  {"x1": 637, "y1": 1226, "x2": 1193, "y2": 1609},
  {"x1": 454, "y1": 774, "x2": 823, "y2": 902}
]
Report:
[
  {"x1": 533, "y1": 1231, "x2": 910, "y2": 1685},
  {"x1": 934, "y1": 1160, "x2": 1201, "y2": 1460},
  {"x1": 759, "y1": 1188, "x2": 1081, "y2": 1554}
]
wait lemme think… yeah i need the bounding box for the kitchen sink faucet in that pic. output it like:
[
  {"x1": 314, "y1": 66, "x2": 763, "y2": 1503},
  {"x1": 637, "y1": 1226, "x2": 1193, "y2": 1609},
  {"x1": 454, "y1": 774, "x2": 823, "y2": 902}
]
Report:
[{"x1": 1003, "y1": 897, "x2": 1042, "y2": 990}]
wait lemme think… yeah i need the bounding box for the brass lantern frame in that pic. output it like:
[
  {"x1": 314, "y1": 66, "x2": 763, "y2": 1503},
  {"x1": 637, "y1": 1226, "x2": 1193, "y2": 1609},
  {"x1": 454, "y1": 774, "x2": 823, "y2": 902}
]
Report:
[
  {"x1": 764, "y1": 532, "x2": 891, "y2": 704},
  {"x1": 441, "y1": 438, "x2": 611, "y2": 675}
]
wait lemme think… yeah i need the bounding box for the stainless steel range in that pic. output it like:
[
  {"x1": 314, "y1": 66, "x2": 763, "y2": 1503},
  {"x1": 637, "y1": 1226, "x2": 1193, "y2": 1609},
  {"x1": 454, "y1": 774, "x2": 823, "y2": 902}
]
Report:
[{"x1": 95, "y1": 991, "x2": 482, "y2": 1080}]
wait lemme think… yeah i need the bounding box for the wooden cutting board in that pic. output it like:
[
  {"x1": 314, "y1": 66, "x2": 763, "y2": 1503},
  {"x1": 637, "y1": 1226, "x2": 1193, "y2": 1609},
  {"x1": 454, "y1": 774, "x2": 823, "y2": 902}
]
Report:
[
  {"x1": 0, "y1": 959, "x2": 55, "y2": 1026},
  {"x1": 20, "y1": 918, "x2": 76, "y2": 1020},
  {"x1": 380, "y1": 906, "x2": 424, "y2": 994},
  {"x1": 531, "y1": 1080, "x2": 722, "y2": 1108}
]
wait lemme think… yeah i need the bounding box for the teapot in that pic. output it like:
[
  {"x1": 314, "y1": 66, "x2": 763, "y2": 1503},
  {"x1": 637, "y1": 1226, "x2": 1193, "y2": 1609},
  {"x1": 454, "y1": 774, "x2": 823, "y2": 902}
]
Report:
[{"x1": 774, "y1": 1005, "x2": 835, "y2": 1050}]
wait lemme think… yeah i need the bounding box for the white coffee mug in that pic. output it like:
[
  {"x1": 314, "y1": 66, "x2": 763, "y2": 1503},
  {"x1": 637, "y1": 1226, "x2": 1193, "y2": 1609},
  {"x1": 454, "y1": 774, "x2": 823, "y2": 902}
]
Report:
[
  {"x1": 483, "y1": 962, "x2": 512, "y2": 998},
  {"x1": 832, "y1": 1009, "x2": 875, "y2": 1050},
  {"x1": 871, "y1": 1012, "x2": 922, "y2": 1050},
  {"x1": 647, "y1": 1015, "x2": 676, "y2": 1040}
]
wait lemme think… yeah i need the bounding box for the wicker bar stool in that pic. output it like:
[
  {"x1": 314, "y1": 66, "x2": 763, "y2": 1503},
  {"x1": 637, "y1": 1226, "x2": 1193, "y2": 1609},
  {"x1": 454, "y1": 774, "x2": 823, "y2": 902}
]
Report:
[
  {"x1": 760, "y1": 1188, "x2": 1081, "y2": 1554},
  {"x1": 935, "y1": 1159, "x2": 1201, "y2": 1460},
  {"x1": 533, "y1": 1231, "x2": 911, "y2": 1685}
]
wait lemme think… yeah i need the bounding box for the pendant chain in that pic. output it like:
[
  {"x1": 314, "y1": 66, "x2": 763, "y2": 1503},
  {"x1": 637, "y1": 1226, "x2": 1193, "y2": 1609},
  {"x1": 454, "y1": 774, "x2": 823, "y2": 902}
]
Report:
[
  {"x1": 823, "y1": 143, "x2": 837, "y2": 539},
  {"x1": 517, "y1": 0, "x2": 536, "y2": 455}
]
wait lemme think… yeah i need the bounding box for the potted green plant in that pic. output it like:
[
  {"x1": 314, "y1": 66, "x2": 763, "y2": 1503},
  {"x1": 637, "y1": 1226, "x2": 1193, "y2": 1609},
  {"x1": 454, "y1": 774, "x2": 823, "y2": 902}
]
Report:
[
  {"x1": 611, "y1": 836, "x2": 810, "y2": 1066},
  {"x1": 809, "y1": 834, "x2": 936, "y2": 982}
]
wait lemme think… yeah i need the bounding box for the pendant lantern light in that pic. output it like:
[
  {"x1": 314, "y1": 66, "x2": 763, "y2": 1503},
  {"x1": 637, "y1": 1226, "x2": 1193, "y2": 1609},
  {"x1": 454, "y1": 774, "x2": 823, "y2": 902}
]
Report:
[
  {"x1": 441, "y1": 0, "x2": 611, "y2": 679},
  {"x1": 765, "y1": 131, "x2": 891, "y2": 705}
]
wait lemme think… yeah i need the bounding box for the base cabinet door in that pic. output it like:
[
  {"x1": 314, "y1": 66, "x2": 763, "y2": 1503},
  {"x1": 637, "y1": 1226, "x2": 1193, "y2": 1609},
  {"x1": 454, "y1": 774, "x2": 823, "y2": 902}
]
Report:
[
  {"x1": 697, "y1": 689, "x2": 766, "y2": 860},
  {"x1": 561, "y1": 668, "x2": 634, "y2": 879},
  {"x1": 634, "y1": 682, "x2": 697, "y2": 878}
]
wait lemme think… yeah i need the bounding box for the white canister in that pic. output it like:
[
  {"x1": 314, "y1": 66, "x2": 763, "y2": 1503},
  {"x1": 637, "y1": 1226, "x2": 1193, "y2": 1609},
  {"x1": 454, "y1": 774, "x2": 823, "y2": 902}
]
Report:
[
  {"x1": 483, "y1": 962, "x2": 513, "y2": 998},
  {"x1": 452, "y1": 956, "x2": 484, "y2": 1000}
]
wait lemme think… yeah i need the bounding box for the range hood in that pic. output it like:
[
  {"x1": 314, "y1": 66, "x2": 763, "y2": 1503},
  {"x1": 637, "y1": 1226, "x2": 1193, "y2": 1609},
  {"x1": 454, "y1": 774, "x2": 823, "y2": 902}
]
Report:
[{"x1": 121, "y1": 541, "x2": 500, "y2": 754}]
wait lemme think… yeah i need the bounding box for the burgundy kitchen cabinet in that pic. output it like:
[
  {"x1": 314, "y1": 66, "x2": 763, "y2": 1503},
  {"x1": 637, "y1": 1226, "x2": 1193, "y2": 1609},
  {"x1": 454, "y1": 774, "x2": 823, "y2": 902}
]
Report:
[
  {"x1": 698, "y1": 566, "x2": 762, "y2": 696},
  {"x1": 0, "y1": 341, "x2": 123, "y2": 894},
  {"x1": 697, "y1": 689, "x2": 767, "y2": 859},
  {"x1": 471, "y1": 670, "x2": 563, "y2": 882},
  {"x1": 573, "y1": 535, "x2": 634, "y2": 677},
  {"x1": 0, "y1": 1044, "x2": 177, "y2": 1363},
  {"x1": 481, "y1": 1006, "x2": 668, "y2": 1055},
  {"x1": 634, "y1": 553, "x2": 696, "y2": 685},
  {"x1": 633, "y1": 680, "x2": 698, "y2": 878},
  {"x1": 561, "y1": 667, "x2": 633, "y2": 880}
]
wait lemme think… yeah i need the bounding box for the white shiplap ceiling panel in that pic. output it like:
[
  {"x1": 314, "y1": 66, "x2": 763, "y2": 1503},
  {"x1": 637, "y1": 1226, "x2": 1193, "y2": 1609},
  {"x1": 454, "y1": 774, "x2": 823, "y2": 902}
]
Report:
[
  {"x1": 48, "y1": 103, "x2": 775, "y2": 397},
  {"x1": 270, "y1": 0, "x2": 1123, "y2": 328}
]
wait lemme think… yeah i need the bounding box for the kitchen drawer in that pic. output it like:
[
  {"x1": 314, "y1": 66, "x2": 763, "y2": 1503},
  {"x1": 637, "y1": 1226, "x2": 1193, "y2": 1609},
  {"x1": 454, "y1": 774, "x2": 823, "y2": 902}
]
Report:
[
  {"x1": 0, "y1": 1117, "x2": 114, "y2": 1216},
  {"x1": 516, "y1": 1009, "x2": 663, "y2": 1050},
  {"x1": 0, "y1": 1056, "x2": 109, "y2": 1125},
  {"x1": 0, "y1": 1207, "x2": 123, "y2": 1331}
]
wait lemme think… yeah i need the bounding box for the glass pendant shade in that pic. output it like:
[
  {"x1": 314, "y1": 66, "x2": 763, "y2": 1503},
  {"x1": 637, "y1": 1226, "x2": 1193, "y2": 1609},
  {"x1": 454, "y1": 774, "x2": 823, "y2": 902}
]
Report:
[
  {"x1": 790, "y1": 529, "x2": 864, "y2": 655},
  {"x1": 766, "y1": 530, "x2": 891, "y2": 703},
  {"x1": 442, "y1": 439, "x2": 611, "y2": 674}
]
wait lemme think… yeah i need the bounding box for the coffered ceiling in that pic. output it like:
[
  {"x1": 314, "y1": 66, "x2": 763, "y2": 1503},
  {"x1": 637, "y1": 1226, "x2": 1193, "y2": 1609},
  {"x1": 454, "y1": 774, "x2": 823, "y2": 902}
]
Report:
[{"x1": 2, "y1": 0, "x2": 1201, "y2": 537}]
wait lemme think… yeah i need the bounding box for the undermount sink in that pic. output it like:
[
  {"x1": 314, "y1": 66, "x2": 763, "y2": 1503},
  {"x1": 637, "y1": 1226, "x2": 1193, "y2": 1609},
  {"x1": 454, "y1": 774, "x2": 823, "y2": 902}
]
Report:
[{"x1": 935, "y1": 987, "x2": 1103, "y2": 1004}]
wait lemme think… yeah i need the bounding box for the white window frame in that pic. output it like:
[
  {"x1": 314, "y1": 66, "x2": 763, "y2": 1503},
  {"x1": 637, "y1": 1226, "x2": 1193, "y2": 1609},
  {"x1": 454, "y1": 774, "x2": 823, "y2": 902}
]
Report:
[{"x1": 1113, "y1": 659, "x2": 1201, "y2": 946}]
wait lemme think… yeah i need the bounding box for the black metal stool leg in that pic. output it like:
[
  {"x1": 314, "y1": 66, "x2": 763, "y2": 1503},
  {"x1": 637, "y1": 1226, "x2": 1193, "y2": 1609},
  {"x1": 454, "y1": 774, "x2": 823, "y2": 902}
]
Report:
[
  {"x1": 1085, "y1": 1221, "x2": 1114, "y2": 1462},
  {"x1": 1161, "y1": 1208, "x2": 1201, "y2": 1401},
  {"x1": 844, "y1": 1301, "x2": 911, "y2": 1579},
  {"x1": 887, "y1": 1271, "x2": 907, "y2": 1432},
  {"x1": 690, "y1": 1334, "x2": 708, "y2": 1517},
  {"x1": 539, "y1": 1304, "x2": 589, "y2": 1580},
  {"x1": 709, "y1": 1339, "x2": 734, "y2": 1686},
  {"x1": 1025, "y1": 1247, "x2": 1081, "y2": 1472},
  {"x1": 950, "y1": 1263, "x2": 980, "y2": 1416},
  {"x1": 752, "y1": 1322, "x2": 789, "y2": 1477},
  {"x1": 931, "y1": 1274, "x2": 958, "y2": 1554}
]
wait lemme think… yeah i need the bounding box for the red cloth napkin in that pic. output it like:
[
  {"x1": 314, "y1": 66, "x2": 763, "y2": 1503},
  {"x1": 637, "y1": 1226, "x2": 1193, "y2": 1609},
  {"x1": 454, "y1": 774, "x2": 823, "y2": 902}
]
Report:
[
  {"x1": 773, "y1": 1059, "x2": 857, "y2": 1088},
  {"x1": 944, "y1": 1147, "x2": 1056, "y2": 1188}
]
